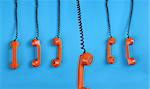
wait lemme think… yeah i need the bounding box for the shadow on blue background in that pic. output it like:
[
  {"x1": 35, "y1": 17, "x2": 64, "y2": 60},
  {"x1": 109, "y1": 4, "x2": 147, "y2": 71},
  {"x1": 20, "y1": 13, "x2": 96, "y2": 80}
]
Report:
[{"x1": 0, "y1": 0, "x2": 149, "y2": 89}]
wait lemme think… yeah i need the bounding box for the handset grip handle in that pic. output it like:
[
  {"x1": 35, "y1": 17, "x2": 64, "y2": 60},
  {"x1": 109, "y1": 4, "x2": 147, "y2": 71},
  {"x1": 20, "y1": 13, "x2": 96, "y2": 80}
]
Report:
[
  {"x1": 32, "y1": 39, "x2": 41, "y2": 67},
  {"x1": 10, "y1": 41, "x2": 19, "y2": 69}
]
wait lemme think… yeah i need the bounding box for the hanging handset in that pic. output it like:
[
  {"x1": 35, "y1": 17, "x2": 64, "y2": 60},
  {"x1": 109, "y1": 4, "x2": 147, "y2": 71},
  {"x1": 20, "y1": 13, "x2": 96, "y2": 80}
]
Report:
[
  {"x1": 10, "y1": 41, "x2": 19, "y2": 69},
  {"x1": 32, "y1": 39, "x2": 41, "y2": 67},
  {"x1": 126, "y1": 37, "x2": 136, "y2": 65},
  {"x1": 78, "y1": 53, "x2": 93, "y2": 89},
  {"x1": 11, "y1": 0, "x2": 19, "y2": 69},
  {"x1": 107, "y1": 37, "x2": 116, "y2": 64},
  {"x1": 51, "y1": 38, "x2": 62, "y2": 67}
]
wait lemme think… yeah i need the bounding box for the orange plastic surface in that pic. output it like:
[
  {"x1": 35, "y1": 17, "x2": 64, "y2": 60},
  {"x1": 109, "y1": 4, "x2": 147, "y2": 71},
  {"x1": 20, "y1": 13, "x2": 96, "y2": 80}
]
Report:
[
  {"x1": 107, "y1": 37, "x2": 116, "y2": 64},
  {"x1": 78, "y1": 53, "x2": 93, "y2": 89},
  {"x1": 32, "y1": 39, "x2": 41, "y2": 67},
  {"x1": 126, "y1": 38, "x2": 136, "y2": 65},
  {"x1": 51, "y1": 38, "x2": 62, "y2": 68},
  {"x1": 10, "y1": 41, "x2": 19, "y2": 69}
]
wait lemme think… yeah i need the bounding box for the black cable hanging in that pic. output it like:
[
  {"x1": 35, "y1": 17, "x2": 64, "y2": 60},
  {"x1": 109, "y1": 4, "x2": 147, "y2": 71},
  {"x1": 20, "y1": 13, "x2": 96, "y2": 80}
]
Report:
[
  {"x1": 106, "y1": 0, "x2": 112, "y2": 38},
  {"x1": 57, "y1": 0, "x2": 61, "y2": 38},
  {"x1": 127, "y1": 0, "x2": 134, "y2": 38},
  {"x1": 14, "y1": 0, "x2": 18, "y2": 41},
  {"x1": 35, "y1": 0, "x2": 39, "y2": 40},
  {"x1": 76, "y1": 0, "x2": 86, "y2": 53}
]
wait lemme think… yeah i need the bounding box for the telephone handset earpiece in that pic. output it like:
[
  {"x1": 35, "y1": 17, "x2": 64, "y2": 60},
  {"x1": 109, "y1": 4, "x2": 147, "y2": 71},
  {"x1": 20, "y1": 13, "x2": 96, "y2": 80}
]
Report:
[
  {"x1": 126, "y1": 38, "x2": 136, "y2": 65},
  {"x1": 107, "y1": 37, "x2": 116, "y2": 64},
  {"x1": 78, "y1": 53, "x2": 93, "y2": 89},
  {"x1": 32, "y1": 39, "x2": 41, "y2": 67},
  {"x1": 10, "y1": 41, "x2": 19, "y2": 69},
  {"x1": 51, "y1": 38, "x2": 62, "y2": 68}
]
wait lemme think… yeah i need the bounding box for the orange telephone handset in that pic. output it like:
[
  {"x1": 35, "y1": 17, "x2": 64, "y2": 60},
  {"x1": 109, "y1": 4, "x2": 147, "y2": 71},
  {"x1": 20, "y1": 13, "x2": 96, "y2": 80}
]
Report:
[
  {"x1": 51, "y1": 38, "x2": 62, "y2": 67},
  {"x1": 32, "y1": 39, "x2": 41, "y2": 67},
  {"x1": 126, "y1": 38, "x2": 136, "y2": 65},
  {"x1": 78, "y1": 53, "x2": 93, "y2": 89},
  {"x1": 10, "y1": 41, "x2": 19, "y2": 69},
  {"x1": 107, "y1": 37, "x2": 116, "y2": 64}
]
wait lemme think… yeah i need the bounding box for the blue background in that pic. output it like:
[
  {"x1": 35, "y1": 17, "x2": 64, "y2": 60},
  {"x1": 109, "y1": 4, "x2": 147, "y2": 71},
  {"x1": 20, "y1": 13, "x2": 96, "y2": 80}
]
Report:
[{"x1": 0, "y1": 0, "x2": 149, "y2": 89}]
